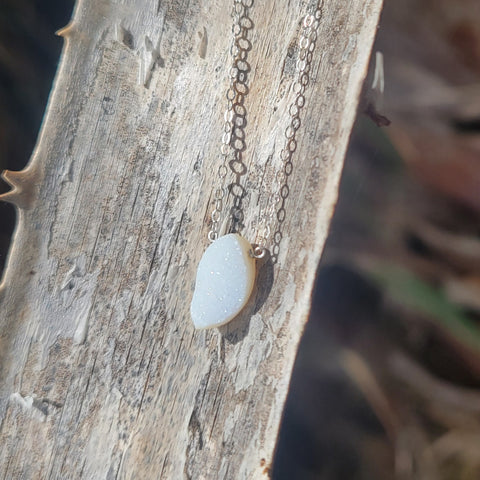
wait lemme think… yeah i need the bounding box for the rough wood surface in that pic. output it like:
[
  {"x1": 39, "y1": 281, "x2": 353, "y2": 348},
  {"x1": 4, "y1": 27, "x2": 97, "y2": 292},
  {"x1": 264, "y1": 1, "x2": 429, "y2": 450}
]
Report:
[{"x1": 0, "y1": 0, "x2": 382, "y2": 478}]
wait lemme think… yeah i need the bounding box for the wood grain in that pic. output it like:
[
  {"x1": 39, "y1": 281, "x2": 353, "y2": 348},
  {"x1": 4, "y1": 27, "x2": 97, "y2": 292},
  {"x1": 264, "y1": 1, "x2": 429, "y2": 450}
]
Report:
[{"x1": 0, "y1": 0, "x2": 383, "y2": 478}]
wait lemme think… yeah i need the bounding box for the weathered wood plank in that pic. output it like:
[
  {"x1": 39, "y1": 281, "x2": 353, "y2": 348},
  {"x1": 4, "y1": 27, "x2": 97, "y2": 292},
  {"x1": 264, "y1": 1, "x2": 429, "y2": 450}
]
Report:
[{"x1": 0, "y1": 0, "x2": 382, "y2": 477}]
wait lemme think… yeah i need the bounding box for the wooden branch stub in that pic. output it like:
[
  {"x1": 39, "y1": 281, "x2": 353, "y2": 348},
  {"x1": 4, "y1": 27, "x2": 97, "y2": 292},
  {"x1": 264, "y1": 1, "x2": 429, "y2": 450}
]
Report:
[
  {"x1": 0, "y1": 0, "x2": 383, "y2": 478},
  {"x1": 0, "y1": 168, "x2": 39, "y2": 209}
]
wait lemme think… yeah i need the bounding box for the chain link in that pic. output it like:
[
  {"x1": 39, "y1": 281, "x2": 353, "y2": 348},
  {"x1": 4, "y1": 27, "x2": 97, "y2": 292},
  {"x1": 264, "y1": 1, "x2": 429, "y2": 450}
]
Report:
[
  {"x1": 208, "y1": 0, "x2": 253, "y2": 242},
  {"x1": 209, "y1": 2, "x2": 323, "y2": 254},
  {"x1": 255, "y1": 8, "x2": 322, "y2": 255}
]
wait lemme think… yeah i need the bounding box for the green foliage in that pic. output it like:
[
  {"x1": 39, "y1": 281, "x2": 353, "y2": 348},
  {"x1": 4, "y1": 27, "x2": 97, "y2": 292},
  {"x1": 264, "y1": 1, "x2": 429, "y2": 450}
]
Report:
[{"x1": 370, "y1": 264, "x2": 480, "y2": 352}]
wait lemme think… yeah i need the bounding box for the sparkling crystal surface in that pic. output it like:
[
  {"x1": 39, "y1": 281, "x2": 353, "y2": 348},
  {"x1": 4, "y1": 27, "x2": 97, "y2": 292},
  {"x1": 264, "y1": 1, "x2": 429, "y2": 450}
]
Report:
[{"x1": 190, "y1": 233, "x2": 255, "y2": 329}]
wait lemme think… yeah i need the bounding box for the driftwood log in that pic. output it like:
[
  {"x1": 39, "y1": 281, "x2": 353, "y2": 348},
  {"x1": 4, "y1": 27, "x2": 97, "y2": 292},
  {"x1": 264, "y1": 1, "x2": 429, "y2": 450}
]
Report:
[{"x1": 0, "y1": 0, "x2": 382, "y2": 478}]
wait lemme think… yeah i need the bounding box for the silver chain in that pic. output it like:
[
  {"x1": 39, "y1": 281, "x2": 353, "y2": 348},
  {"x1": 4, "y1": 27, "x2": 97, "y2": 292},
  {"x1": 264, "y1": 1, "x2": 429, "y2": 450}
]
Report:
[
  {"x1": 208, "y1": 0, "x2": 253, "y2": 243},
  {"x1": 209, "y1": 2, "x2": 322, "y2": 257}
]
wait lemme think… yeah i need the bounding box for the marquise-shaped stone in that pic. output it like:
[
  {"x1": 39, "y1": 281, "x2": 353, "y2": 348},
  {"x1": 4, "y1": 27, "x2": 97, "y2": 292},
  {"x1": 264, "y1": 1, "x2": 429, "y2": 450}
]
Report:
[{"x1": 191, "y1": 233, "x2": 256, "y2": 329}]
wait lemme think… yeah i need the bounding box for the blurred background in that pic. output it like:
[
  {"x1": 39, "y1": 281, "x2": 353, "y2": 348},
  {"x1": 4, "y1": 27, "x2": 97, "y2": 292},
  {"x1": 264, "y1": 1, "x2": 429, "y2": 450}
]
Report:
[
  {"x1": 275, "y1": 0, "x2": 480, "y2": 478},
  {"x1": 0, "y1": 0, "x2": 74, "y2": 271},
  {"x1": 1, "y1": 1, "x2": 480, "y2": 479}
]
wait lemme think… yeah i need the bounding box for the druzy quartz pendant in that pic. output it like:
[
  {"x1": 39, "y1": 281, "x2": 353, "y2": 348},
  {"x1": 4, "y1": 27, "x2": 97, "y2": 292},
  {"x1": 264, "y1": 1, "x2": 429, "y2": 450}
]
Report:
[{"x1": 191, "y1": 233, "x2": 256, "y2": 329}]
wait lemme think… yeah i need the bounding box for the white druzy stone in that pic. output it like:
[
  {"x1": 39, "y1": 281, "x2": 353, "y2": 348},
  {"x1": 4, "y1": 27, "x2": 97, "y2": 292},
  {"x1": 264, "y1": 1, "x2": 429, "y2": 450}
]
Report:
[{"x1": 191, "y1": 233, "x2": 256, "y2": 329}]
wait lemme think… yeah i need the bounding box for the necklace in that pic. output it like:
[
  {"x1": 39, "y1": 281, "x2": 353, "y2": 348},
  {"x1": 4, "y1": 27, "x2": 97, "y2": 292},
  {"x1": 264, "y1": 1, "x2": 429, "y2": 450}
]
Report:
[{"x1": 191, "y1": 1, "x2": 322, "y2": 329}]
